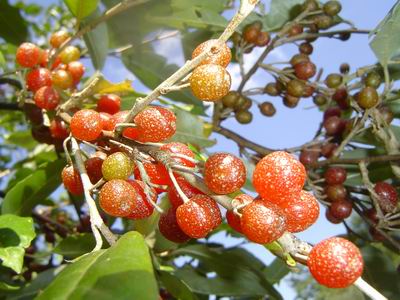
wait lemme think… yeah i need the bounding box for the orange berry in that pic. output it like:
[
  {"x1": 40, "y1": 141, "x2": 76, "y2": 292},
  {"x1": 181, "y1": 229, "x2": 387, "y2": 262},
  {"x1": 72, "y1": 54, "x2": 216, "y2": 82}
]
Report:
[
  {"x1": 70, "y1": 109, "x2": 103, "y2": 141},
  {"x1": 50, "y1": 31, "x2": 70, "y2": 48},
  {"x1": 61, "y1": 165, "x2": 83, "y2": 195},
  {"x1": 99, "y1": 179, "x2": 137, "y2": 217},
  {"x1": 191, "y1": 39, "x2": 231, "y2": 67}
]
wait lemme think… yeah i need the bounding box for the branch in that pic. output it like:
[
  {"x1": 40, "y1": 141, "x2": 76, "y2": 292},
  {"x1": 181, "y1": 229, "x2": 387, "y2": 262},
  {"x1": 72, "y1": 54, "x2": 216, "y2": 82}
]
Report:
[
  {"x1": 0, "y1": 78, "x2": 22, "y2": 89},
  {"x1": 0, "y1": 102, "x2": 21, "y2": 111},
  {"x1": 311, "y1": 153, "x2": 400, "y2": 168}
]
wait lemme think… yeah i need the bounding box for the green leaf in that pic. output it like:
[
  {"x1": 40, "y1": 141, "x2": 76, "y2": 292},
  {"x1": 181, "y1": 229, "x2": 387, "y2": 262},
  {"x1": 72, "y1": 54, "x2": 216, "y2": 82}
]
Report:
[
  {"x1": 2, "y1": 159, "x2": 65, "y2": 216},
  {"x1": 159, "y1": 270, "x2": 198, "y2": 300},
  {"x1": 0, "y1": 1, "x2": 28, "y2": 45},
  {"x1": 0, "y1": 215, "x2": 35, "y2": 273},
  {"x1": 263, "y1": 258, "x2": 291, "y2": 284},
  {"x1": 171, "y1": 244, "x2": 282, "y2": 299},
  {"x1": 265, "y1": 0, "x2": 304, "y2": 31},
  {"x1": 82, "y1": 8, "x2": 108, "y2": 70},
  {"x1": 370, "y1": 1, "x2": 400, "y2": 65},
  {"x1": 37, "y1": 232, "x2": 158, "y2": 300},
  {"x1": 0, "y1": 50, "x2": 6, "y2": 69},
  {"x1": 169, "y1": 107, "x2": 215, "y2": 148},
  {"x1": 64, "y1": 0, "x2": 99, "y2": 21},
  {"x1": 4, "y1": 131, "x2": 38, "y2": 150},
  {"x1": 53, "y1": 234, "x2": 96, "y2": 259}
]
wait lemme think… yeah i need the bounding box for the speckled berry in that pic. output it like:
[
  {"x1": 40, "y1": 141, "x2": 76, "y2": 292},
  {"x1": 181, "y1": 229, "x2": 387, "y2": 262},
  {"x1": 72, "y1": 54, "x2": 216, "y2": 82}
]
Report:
[
  {"x1": 192, "y1": 39, "x2": 231, "y2": 67},
  {"x1": 226, "y1": 194, "x2": 253, "y2": 233},
  {"x1": 204, "y1": 153, "x2": 246, "y2": 195},
  {"x1": 99, "y1": 112, "x2": 113, "y2": 131},
  {"x1": 134, "y1": 162, "x2": 171, "y2": 189},
  {"x1": 26, "y1": 68, "x2": 52, "y2": 92},
  {"x1": 127, "y1": 180, "x2": 156, "y2": 219},
  {"x1": 324, "y1": 167, "x2": 347, "y2": 185},
  {"x1": 50, "y1": 31, "x2": 70, "y2": 48},
  {"x1": 190, "y1": 64, "x2": 231, "y2": 101},
  {"x1": 308, "y1": 237, "x2": 363, "y2": 288},
  {"x1": 67, "y1": 61, "x2": 85, "y2": 83},
  {"x1": 241, "y1": 200, "x2": 287, "y2": 244},
  {"x1": 159, "y1": 208, "x2": 190, "y2": 243},
  {"x1": 70, "y1": 109, "x2": 103, "y2": 141},
  {"x1": 168, "y1": 176, "x2": 203, "y2": 209},
  {"x1": 176, "y1": 196, "x2": 214, "y2": 238},
  {"x1": 280, "y1": 190, "x2": 320, "y2": 233},
  {"x1": 329, "y1": 199, "x2": 352, "y2": 219},
  {"x1": 49, "y1": 118, "x2": 69, "y2": 139},
  {"x1": 253, "y1": 151, "x2": 306, "y2": 204},
  {"x1": 160, "y1": 142, "x2": 195, "y2": 168},
  {"x1": 52, "y1": 69, "x2": 73, "y2": 90},
  {"x1": 97, "y1": 94, "x2": 121, "y2": 115},
  {"x1": 61, "y1": 165, "x2": 83, "y2": 195},
  {"x1": 101, "y1": 152, "x2": 133, "y2": 181},
  {"x1": 34, "y1": 86, "x2": 60, "y2": 110},
  {"x1": 84, "y1": 157, "x2": 104, "y2": 184},
  {"x1": 192, "y1": 194, "x2": 222, "y2": 229},
  {"x1": 374, "y1": 182, "x2": 398, "y2": 213},
  {"x1": 16, "y1": 43, "x2": 41, "y2": 68},
  {"x1": 99, "y1": 179, "x2": 137, "y2": 217}
]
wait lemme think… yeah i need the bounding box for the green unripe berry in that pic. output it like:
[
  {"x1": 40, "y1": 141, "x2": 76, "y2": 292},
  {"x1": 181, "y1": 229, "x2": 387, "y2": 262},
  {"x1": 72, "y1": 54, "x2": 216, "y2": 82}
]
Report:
[
  {"x1": 234, "y1": 95, "x2": 252, "y2": 111},
  {"x1": 323, "y1": 1, "x2": 342, "y2": 16},
  {"x1": 235, "y1": 110, "x2": 253, "y2": 124},
  {"x1": 364, "y1": 72, "x2": 382, "y2": 89},
  {"x1": 325, "y1": 73, "x2": 343, "y2": 88},
  {"x1": 222, "y1": 91, "x2": 240, "y2": 108},
  {"x1": 313, "y1": 94, "x2": 327, "y2": 106},
  {"x1": 264, "y1": 82, "x2": 282, "y2": 96},
  {"x1": 102, "y1": 152, "x2": 133, "y2": 181},
  {"x1": 357, "y1": 87, "x2": 379, "y2": 109},
  {"x1": 314, "y1": 15, "x2": 333, "y2": 30},
  {"x1": 287, "y1": 79, "x2": 306, "y2": 97}
]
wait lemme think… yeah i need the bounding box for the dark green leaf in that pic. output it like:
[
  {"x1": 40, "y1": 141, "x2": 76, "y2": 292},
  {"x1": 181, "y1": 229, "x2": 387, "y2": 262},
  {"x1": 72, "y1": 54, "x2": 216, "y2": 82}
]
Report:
[
  {"x1": 82, "y1": 8, "x2": 108, "y2": 70},
  {"x1": 64, "y1": 0, "x2": 99, "y2": 20},
  {"x1": 2, "y1": 159, "x2": 65, "y2": 216},
  {"x1": 5, "y1": 131, "x2": 38, "y2": 150},
  {"x1": 265, "y1": 0, "x2": 304, "y2": 31},
  {"x1": 37, "y1": 232, "x2": 158, "y2": 300},
  {"x1": 159, "y1": 270, "x2": 198, "y2": 300},
  {"x1": 0, "y1": 215, "x2": 35, "y2": 273},
  {"x1": 0, "y1": 1, "x2": 28, "y2": 45},
  {"x1": 263, "y1": 258, "x2": 290, "y2": 284},
  {"x1": 53, "y1": 234, "x2": 96, "y2": 259}
]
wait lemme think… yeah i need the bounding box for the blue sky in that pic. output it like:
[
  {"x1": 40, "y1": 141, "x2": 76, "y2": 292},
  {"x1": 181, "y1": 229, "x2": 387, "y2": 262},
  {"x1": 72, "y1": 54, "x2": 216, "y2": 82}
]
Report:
[{"x1": 19, "y1": 0, "x2": 399, "y2": 299}]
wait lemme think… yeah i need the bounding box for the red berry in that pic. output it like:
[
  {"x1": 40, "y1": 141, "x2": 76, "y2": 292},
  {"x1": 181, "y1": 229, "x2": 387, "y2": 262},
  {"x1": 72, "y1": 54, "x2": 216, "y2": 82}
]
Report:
[
  {"x1": 127, "y1": 180, "x2": 156, "y2": 219},
  {"x1": 134, "y1": 162, "x2": 171, "y2": 189},
  {"x1": 323, "y1": 106, "x2": 341, "y2": 121},
  {"x1": 61, "y1": 165, "x2": 83, "y2": 195},
  {"x1": 321, "y1": 143, "x2": 338, "y2": 158},
  {"x1": 241, "y1": 200, "x2": 286, "y2": 244},
  {"x1": 67, "y1": 61, "x2": 85, "y2": 83},
  {"x1": 16, "y1": 43, "x2": 41, "y2": 68},
  {"x1": 323, "y1": 116, "x2": 345, "y2": 136},
  {"x1": 253, "y1": 151, "x2": 306, "y2": 204},
  {"x1": 226, "y1": 194, "x2": 253, "y2": 233},
  {"x1": 280, "y1": 191, "x2": 320, "y2": 233},
  {"x1": 325, "y1": 209, "x2": 342, "y2": 224},
  {"x1": 193, "y1": 194, "x2": 222, "y2": 229},
  {"x1": 190, "y1": 64, "x2": 231, "y2": 101},
  {"x1": 299, "y1": 148, "x2": 319, "y2": 166},
  {"x1": 49, "y1": 118, "x2": 69, "y2": 140},
  {"x1": 374, "y1": 182, "x2": 398, "y2": 213},
  {"x1": 159, "y1": 208, "x2": 190, "y2": 243},
  {"x1": 255, "y1": 31, "x2": 270, "y2": 47},
  {"x1": 99, "y1": 179, "x2": 137, "y2": 217},
  {"x1": 324, "y1": 167, "x2": 347, "y2": 185},
  {"x1": 176, "y1": 196, "x2": 214, "y2": 238},
  {"x1": 191, "y1": 39, "x2": 231, "y2": 67},
  {"x1": 308, "y1": 237, "x2": 363, "y2": 288},
  {"x1": 31, "y1": 125, "x2": 52, "y2": 144},
  {"x1": 99, "y1": 112, "x2": 113, "y2": 131},
  {"x1": 26, "y1": 68, "x2": 52, "y2": 92},
  {"x1": 329, "y1": 199, "x2": 352, "y2": 219},
  {"x1": 294, "y1": 61, "x2": 316, "y2": 80},
  {"x1": 325, "y1": 184, "x2": 347, "y2": 202},
  {"x1": 24, "y1": 103, "x2": 43, "y2": 125},
  {"x1": 332, "y1": 88, "x2": 350, "y2": 109},
  {"x1": 109, "y1": 110, "x2": 137, "y2": 137},
  {"x1": 70, "y1": 109, "x2": 103, "y2": 141},
  {"x1": 39, "y1": 49, "x2": 61, "y2": 69},
  {"x1": 84, "y1": 157, "x2": 104, "y2": 184},
  {"x1": 160, "y1": 142, "x2": 195, "y2": 168},
  {"x1": 204, "y1": 153, "x2": 246, "y2": 195},
  {"x1": 167, "y1": 176, "x2": 203, "y2": 209},
  {"x1": 365, "y1": 208, "x2": 378, "y2": 224},
  {"x1": 97, "y1": 94, "x2": 121, "y2": 115},
  {"x1": 34, "y1": 86, "x2": 60, "y2": 110}
]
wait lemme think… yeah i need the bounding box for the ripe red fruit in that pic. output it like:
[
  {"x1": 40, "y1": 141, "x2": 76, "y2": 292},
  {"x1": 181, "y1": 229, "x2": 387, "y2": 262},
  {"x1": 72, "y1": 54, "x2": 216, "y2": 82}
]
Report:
[
  {"x1": 204, "y1": 153, "x2": 246, "y2": 195},
  {"x1": 329, "y1": 199, "x2": 352, "y2": 219},
  {"x1": 49, "y1": 118, "x2": 69, "y2": 140},
  {"x1": 61, "y1": 165, "x2": 83, "y2": 195},
  {"x1": 31, "y1": 125, "x2": 52, "y2": 144},
  {"x1": 323, "y1": 116, "x2": 345, "y2": 136},
  {"x1": 253, "y1": 151, "x2": 306, "y2": 204},
  {"x1": 34, "y1": 86, "x2": 60, "y2": 110},
  {"x1": 67, "y1": 61, "x2": 85, "y2": 83},
  {"x1": 176, "y1": 196, "x2": 215, "y2": 238},
  {"x1": 97, "y1": 94, "x2": 121, "y2": 115},
  {"x1": 26, "y1": 68, "x2": 52, "y2": 92},
  {"x1": 99, "y1": 179, "x2": 137, "y2": 217},
  {"x1": 159, "y1": 208, "x2": 190, "y2": 243},
  {"x1": 241, "y1": 200, "x2": 286, "y2": 244},
  {"x1": 109, "y1": 110, "x2": 136, "y2": 136},
  {"x1": 323, "y1": 106, "x2": 341, "y2": 121},
  {"x1": 226, "y1": 194, "x2": 253, "y2": 233},
  {"x1": 374, "y1": 182, "x2": 398, "y2": 213},
  {"x1": 39, "y1": 49, "x2": 61, "y2": 69},
  {"x1": 127, "y1": 180, "x2": 156, "y2": 219},
  {"x1": 16, "y1": 43, "x2": 41, "y2": 68},
  {"x1": 308, "y1": 237, "x2": 364, "y2": 288},
  {"x1": 190, "y1": 64, "x2": 231, "y2": 101},
  {"x1": 332, "y1": 88, "x2": 350, "y2": 109},
  {"x1": 325, "y1": 209, "x2": 342, "y2": 224},
  {"x1": 294, "y1": 61, "x2": 316, "y2": 80},
  {"x1": 134, "y1": 162, "x2": 171, "y2": 189},
  {"x1": 365, "y1": 208, "x2": 378, "y2": 224},
  {"x1": 321, "y1": 143, "x2": 338, "y2": 158},
  {"x1": 299, "y1": 148, "x2": 319, "y2": 166},
  {"x1": 167, "y1": 176, "x2": 203, "y2": 209},
  {"x1": 255, "y1": 31, "x2": 270, "y2": 47},
  {"x1": 24, "y1": 103, "x2": 43, "y2": 125},
  {"x1": 193, "y1": 194, "x2": 222, "y2": 229},
  {"x1": 159, "y1": 142, "x2": 195, "y2": 168},
  {"x1": 84, "y1": 157, "x2": 104, "y2": 184},
  {"x1": 324, "y1": 167, "x2": 347, "y2": 185},
  {"x1": 191, "y1": 39, "x2": 231, "y2": 67},
  {"x1": 99, "y1": 112, "x2": 113, "y2": 131},
  {"x1": 325, "y1": 184, "x2": 347, "y2": 202},
  {"x1": 134, "y1": 106, "x2": 177, "y2": 143},
  {"x1": 70, "y1": 109, "x2": 103, "y2": 141},
  {"x1": 52, "y1": 69, "x2": 73, "y2": 90},
  {"x1": 280, "y1": 191, "x2": 320, "y2": 233}
]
